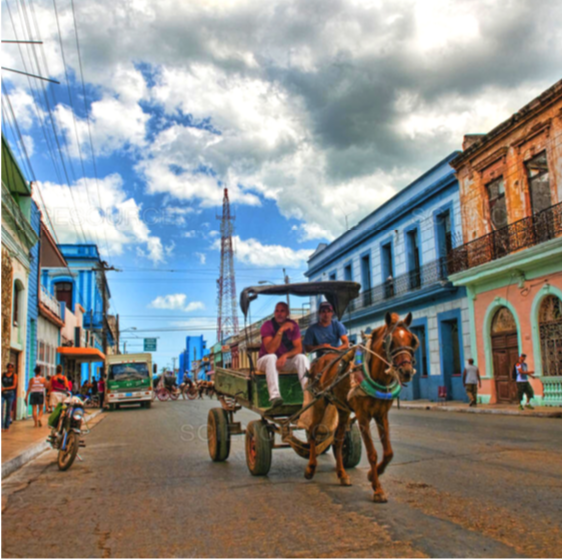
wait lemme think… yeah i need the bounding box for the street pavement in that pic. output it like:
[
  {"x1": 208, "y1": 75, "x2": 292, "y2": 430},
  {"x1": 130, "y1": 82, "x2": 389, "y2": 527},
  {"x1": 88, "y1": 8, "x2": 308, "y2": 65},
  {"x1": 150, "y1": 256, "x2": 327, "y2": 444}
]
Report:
[{"x1": 2, "y1": 399, "x2": 561, "y2": 558}]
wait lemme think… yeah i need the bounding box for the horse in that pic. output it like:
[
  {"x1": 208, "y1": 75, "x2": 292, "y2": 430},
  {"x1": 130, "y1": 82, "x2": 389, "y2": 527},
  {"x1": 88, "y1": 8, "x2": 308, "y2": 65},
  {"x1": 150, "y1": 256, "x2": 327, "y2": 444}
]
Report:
[{"x1": 304, "y1": 311, "x2": 418, "y2": 502}]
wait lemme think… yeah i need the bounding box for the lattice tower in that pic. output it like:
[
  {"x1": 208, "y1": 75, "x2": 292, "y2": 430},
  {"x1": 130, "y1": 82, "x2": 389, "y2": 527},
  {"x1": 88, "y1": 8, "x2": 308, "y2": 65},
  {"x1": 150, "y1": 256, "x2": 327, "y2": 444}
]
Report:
[{"x1": 216, "y1": 188, "x2": 239, "y2": 343}]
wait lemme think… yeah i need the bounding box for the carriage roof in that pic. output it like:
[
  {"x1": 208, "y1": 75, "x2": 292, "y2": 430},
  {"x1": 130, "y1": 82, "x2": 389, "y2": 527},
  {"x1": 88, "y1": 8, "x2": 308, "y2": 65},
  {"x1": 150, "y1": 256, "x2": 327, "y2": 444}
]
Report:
[{"x1": 239, "y1": 281, "x2": 361, "y2": 320}]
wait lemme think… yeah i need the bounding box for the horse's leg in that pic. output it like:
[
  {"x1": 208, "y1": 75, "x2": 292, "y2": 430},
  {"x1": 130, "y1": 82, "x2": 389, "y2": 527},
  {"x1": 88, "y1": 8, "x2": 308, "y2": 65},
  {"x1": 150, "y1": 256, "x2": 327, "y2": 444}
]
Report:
[
  {"x1": 304, "y1": 401, "x2": 326, "y2": 480},
  {"x1": 375, "y1": 413, "x2": 393, "y2": 477},
  {"x1": 356, "y1": 408, "x2": 387, "y2": 503},
  {"x1": 333, "y1": 411, "x2": 351, "y2": 486}
]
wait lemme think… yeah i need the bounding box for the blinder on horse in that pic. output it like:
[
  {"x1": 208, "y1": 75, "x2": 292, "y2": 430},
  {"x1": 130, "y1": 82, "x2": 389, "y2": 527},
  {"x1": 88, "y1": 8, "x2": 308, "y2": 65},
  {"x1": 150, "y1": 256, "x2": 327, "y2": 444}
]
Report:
[{"x1": 383, "y1": 321, "x2": 419, "y2": 373}]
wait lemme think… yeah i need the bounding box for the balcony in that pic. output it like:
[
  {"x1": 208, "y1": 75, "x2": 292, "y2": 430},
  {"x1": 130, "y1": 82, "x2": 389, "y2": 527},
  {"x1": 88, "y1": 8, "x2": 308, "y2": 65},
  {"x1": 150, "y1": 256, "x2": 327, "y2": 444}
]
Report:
[
  {"x1": 448, "y1": 202, "x2": 562, "y2": 275},
  {"x1": 40, "y1": 286, "x2": 62, "y2": 319},
  {"x1": 349, "y1": 258, "x2": 450, "y2": 314}
]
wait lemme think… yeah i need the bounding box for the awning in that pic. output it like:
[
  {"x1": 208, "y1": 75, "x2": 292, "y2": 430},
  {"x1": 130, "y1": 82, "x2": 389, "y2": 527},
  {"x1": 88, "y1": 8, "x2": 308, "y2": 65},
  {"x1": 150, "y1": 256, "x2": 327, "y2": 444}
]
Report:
[{"x1": 57, "y1": 347, "x2": 106, "y2": 363}]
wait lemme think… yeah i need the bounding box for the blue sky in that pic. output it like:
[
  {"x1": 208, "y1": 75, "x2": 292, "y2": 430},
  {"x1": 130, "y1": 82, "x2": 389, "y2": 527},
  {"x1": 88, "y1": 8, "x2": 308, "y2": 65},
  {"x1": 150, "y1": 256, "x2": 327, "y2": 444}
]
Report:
[{"x1": 2, "y1": 0, "x2": 561, "y2": 368}]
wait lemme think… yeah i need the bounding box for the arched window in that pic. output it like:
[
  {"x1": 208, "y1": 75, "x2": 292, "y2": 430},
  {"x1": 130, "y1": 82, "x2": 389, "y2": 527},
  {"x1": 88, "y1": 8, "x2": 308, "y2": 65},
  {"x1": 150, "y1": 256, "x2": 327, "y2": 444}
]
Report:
[
  {"x1": 539, "y1": 295, "x2": 562, "y2": 377},
  {"x1": 12, "y1": 281, "x2": 24, "y2": 326}
]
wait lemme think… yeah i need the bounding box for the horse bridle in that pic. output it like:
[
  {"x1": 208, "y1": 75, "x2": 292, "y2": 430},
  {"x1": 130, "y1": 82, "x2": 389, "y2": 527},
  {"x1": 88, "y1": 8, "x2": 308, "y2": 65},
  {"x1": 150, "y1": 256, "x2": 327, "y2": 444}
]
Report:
[{"x1": 382, "y1": 322, "x2": 419, "y2": 371}]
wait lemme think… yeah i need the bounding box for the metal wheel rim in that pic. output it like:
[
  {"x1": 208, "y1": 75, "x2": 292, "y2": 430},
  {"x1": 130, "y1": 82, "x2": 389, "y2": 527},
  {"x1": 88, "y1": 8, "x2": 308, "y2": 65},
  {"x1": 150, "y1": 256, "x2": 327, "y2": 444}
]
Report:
[
  {"x1": 247, "y1": 431, "x2": 257, "y2": 469},
  {"x1": 59, "y1": 433, "x2": 75, "y2": 468}
]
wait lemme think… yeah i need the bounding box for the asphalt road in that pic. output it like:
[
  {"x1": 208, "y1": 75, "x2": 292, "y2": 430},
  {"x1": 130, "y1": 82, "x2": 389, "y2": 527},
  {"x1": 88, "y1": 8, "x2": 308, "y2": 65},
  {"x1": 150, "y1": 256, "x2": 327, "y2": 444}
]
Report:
[{"x1": 2, "y1": 399, "x2": 561, "y2": 558}]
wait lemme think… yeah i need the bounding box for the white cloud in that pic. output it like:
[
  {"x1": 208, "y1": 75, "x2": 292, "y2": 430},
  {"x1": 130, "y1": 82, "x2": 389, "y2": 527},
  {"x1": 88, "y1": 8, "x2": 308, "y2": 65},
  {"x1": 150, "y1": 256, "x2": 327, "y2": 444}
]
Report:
[
  {"x1": 33, "y1": 173, "x2": 166, "y2": 263},
  {"x1": 212, "y1": 235, "x2": 312, "y2": 268},
  {"x1": 194, "y1": 252, "x2": 206, "y2": 264},
  {"x1": 183, "y1": 230, "x2": 197, "y2": 238},
  {"x1": 149, "y1": 294, "x2": 205, "y2": 312}
]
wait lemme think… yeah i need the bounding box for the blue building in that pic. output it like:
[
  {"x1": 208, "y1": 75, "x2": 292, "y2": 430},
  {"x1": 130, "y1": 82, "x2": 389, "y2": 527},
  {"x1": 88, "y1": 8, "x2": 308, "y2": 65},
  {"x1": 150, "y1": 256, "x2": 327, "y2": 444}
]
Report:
[
  {"x1": 178, "y1": 335, "x2": 209, "y2": 383},
  {"x1": 42, "y1": 244, "x2": 113, "y2": 384},
  {"x1": 306, "y1": 153, "x2": 471, "y2": 401}
]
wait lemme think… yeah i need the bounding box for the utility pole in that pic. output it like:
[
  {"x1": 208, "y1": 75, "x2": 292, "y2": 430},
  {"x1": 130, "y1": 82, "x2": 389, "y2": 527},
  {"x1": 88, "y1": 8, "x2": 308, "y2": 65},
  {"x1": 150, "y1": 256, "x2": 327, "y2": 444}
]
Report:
[
  {"x1": 116, "y1": 313, "x2": 120, "y2": 355},
  {"x1": 123, "y1": 341, "x2": 127, "y2": 354},
  {"x1": 172, "y1": 356, "x2": 177, "y2": 373},
  {"x1": 94, "y1": 261, "x2": 119, "y2": 376},
  {"x1": 283, "y1": 268, "x2": 290, "y2": 308}
]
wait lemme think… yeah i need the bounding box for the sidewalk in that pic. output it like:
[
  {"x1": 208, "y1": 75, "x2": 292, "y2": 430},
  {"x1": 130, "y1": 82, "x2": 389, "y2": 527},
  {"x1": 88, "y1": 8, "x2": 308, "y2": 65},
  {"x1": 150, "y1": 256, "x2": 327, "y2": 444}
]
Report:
[
  {"x1": 1, "y1": 408, "x2": 103, "y2": 479},
  {"x1": 396, "y1": 399, "x2": 562, "y2": 418}
]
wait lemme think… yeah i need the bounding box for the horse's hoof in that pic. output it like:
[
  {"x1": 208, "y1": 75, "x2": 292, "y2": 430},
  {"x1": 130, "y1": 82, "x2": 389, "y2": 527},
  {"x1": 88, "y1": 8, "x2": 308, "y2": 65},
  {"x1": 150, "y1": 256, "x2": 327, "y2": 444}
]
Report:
[
  {"x1": 304, "y1": 467, "x2": 315, "y2": 480},
  {"x1": 339, "y1": 475, "x2": 352, "y2": 487},
  {"x1": 373, "y1": 491, "x2": 388, "y2": 503}
]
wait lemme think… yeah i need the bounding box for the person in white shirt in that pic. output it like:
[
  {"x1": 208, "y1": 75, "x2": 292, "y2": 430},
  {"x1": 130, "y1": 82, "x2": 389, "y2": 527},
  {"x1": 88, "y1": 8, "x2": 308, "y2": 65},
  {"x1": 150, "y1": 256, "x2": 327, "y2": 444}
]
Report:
[{"x1": 462, "y1": 359, "x2": 481, "y2": 407}]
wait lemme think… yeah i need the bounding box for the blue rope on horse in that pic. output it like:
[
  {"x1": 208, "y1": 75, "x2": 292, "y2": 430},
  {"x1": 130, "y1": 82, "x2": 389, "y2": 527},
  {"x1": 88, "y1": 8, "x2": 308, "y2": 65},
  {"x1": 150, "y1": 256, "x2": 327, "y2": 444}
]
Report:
[{"x1": 360, "y1": 350, "x2": 401, "y2": 400}]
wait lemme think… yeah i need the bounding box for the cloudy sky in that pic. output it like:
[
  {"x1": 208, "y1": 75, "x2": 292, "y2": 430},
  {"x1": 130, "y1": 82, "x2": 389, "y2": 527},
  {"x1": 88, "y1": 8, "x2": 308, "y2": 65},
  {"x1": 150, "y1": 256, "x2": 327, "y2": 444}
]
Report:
[{"x1": 2, "y1": 0, "x2": 561, "y2": 366}]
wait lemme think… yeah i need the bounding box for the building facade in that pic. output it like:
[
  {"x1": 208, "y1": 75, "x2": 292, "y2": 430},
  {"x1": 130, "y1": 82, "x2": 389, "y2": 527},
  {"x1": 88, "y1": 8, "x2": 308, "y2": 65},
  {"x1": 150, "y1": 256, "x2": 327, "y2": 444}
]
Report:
[
  {"x1": 449, "y1": 80, "x2": 562, "y2": 406},
  {"x1": 42, "y1": 244, "x2": 113, "y2": 384},
  {"x1": 1, "y1": 136, "x2": 39, "y2": 420},
  {"x1": 306, "y1": 153, "x2": 471, "y2": 401},
  {"x1": 178, "y1": 335, "x2": 209, "y2": 382}
]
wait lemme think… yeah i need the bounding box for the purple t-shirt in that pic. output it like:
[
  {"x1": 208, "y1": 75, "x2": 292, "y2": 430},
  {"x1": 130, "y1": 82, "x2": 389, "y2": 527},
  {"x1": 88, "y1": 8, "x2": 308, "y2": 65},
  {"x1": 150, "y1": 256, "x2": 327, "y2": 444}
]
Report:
[{"x1": 259, "y1": 319, "x2": 301, "y2": 358}]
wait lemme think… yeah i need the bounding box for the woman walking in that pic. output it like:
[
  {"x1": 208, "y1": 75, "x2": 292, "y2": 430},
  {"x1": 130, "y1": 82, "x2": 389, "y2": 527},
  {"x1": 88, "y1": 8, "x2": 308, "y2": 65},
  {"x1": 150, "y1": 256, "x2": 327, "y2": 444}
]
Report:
[
  {"x1": 26, "y1": 366, "x2": 48, "y2": 427},
  {"x1": 2, "y1": 363, "x2": 18, "y2": 432}
]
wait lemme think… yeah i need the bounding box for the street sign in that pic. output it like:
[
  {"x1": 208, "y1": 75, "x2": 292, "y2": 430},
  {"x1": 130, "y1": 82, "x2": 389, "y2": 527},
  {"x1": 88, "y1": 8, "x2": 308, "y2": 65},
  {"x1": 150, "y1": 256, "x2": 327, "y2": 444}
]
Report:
[{"x1": 144, "y1": 338, "x2": 157, "y2": 352}]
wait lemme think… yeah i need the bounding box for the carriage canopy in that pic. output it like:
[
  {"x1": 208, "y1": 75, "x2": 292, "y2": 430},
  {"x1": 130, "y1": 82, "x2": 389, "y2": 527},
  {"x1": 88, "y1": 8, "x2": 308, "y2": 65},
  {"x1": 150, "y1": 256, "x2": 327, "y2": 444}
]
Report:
[{"x1": 240, "y1": 281, "x2": 361, "y2": 320}]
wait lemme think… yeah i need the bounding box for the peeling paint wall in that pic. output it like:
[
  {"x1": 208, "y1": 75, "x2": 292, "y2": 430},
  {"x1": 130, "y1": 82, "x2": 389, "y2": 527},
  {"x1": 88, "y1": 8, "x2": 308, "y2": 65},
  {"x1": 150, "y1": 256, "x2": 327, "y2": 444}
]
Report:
[{"x1": 454, "y1": 92, "x2": 562, "y2": 243}]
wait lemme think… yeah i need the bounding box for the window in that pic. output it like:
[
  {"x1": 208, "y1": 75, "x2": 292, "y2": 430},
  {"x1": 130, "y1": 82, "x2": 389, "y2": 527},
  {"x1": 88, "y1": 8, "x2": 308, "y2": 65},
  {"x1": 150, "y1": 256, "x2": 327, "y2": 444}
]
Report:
[
  {"x1": 54, "y1": 282, "x2": 73, "y2": 311},
  {"x1": 486, "y1": 177, "x2": 508, "y2": 230},
  {"x1": 436, "y1": 210, "x2": 453, "y2": 258},
  {"x1": 344, "y1": 263, "x2": 352, "y2": 281},
  {"x1": 381, "y1": 243, "x2": 394, "y2": 298},
  {"x1": 442, "y1": 318, "x2": 462, "y2": 375},
  {"x1": 361, "y1": 254, "x2": 372, "y2": 306},
  {"x1": 12, "y1": 283, "x2": 20, "y2": 326},
  {"x1": 412, "y1": 326, "x2": 428, "y2": 377},
  {"x1": 526, "y1": 151, "x2": 551, "y2": 214},
  {"x1": 406, "y1": 229, "x2": 421, "y2": 289},
  {"x1": 329, "y1": 271, "x2": 336, "y2": 281}
]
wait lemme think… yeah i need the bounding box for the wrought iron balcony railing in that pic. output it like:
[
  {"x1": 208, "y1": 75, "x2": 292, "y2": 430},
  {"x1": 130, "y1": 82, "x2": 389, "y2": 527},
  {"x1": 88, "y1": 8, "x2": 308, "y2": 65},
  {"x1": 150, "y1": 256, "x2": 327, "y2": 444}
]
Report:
[
  {"x1": 40, "y1": 286, "x2": 62, "y2": 318},
  {"x1": 448, "y1": 202, "x2": 562, "y2": 275},
  {"x1": 348, "y1": 257, "x2": 449, "y2": 314}
]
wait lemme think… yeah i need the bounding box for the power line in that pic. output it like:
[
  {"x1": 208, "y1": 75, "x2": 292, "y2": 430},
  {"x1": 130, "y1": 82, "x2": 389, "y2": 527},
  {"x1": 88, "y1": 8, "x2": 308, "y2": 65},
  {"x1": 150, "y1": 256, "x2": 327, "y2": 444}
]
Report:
[{"x1": 1, "y1": 66, "x2": 59, "y2": 83}]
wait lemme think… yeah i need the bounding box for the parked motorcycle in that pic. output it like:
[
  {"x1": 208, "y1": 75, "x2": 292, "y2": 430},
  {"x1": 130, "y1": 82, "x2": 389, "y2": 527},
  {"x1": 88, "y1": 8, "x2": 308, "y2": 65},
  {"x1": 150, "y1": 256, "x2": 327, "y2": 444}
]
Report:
[{"x1": 47, "y1": 394, "x2": 87, "y2": 471}]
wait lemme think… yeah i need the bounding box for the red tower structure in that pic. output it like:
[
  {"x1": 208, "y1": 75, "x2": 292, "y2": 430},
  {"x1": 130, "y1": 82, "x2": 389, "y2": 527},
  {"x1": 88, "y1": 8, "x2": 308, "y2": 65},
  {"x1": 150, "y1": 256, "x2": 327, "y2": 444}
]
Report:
[{"x1": 216, "y1": 188, "x2": 239, "y2": 343}]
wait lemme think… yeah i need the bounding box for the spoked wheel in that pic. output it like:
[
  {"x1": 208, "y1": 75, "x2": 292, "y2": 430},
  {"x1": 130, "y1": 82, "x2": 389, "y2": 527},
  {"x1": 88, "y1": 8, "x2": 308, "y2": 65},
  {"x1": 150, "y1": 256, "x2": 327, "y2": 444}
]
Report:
[
  {"x1": 334, "y1": 423, "x2": 362, "y2": 469},
  {"x1": 157, "y1": 388, "x2": 170, "y2": 402},
  {"x1": 170, "y1": 390, "x2": 179, "y2": 401},
  {"x1": 57, "y1": 431, "x2": 79, "y2": 471},
  {"x1": 207, "y1": 408, "x2": 230, "y2": 462},
  {"x1": 187, "y1": 387, "x2": 198, "y2": 400},
  {"x1": 245, "y1": 420, "x2": 272, "y2": 476}
]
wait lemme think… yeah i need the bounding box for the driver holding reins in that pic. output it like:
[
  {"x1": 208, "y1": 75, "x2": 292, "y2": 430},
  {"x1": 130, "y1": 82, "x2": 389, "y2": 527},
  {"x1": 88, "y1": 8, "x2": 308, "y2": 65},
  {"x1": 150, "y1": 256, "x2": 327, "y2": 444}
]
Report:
[{"x1": 257, "y1": 302, "x2": 310, "y2": 408}]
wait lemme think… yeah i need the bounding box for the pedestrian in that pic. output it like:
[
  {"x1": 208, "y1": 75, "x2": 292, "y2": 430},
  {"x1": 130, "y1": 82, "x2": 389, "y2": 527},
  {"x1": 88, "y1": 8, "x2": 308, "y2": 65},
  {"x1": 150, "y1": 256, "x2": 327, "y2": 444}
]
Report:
[
  {"x1": 98, "y1": 375, "x2": 106, "y2": 409},
  {"x1": 2, "y1": 363, "x2": 18, "y2": 432},
  {"x1": 514, "y1": 354, "x2": 535, "y2": 410},
  {"x1": 462, "y1": 359, "x2": 481, "y2": 407},
  {"x1": 25, "y1": 365, "x2": 48, "y2": 427},
  {"x1": 49, "y1": 365, "x2": 70, "y2": 410}
]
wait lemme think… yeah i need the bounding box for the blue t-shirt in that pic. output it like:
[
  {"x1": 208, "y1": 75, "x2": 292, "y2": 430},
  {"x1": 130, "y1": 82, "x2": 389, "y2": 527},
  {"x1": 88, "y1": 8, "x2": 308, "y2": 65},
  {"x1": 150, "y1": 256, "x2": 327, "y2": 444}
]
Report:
[
  {"x1": 516, "y1": 362, "x2": 529, "y2": 382},
  {"x1": 304, "y1": 320, "x2": 347, "y2": 349}
]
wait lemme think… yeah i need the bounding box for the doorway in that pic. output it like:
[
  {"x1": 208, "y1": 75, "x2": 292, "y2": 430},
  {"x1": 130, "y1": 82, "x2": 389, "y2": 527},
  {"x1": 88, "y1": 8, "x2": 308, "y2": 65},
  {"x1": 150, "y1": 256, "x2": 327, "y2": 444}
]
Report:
[{"x1": 491, "y1": 306, "x2": 519, "y2": 403}]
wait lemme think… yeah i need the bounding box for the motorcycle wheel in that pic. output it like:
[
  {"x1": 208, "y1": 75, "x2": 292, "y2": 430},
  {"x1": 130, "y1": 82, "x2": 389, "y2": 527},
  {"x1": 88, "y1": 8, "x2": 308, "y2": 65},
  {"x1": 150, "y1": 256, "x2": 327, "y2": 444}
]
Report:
[
  {"x1": 57, "y1": 431, "x2": 79, "y2": 471},
  {"x1": 157, "y1": 388, "x2": 170, "y2": 401}
]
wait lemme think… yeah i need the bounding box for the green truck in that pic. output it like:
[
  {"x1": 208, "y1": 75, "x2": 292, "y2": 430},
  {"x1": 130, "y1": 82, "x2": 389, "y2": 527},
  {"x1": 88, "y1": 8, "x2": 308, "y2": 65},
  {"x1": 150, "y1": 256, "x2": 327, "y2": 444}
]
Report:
[{"x1": 106, "y1": 353, "x2": 154, "y2": 410}]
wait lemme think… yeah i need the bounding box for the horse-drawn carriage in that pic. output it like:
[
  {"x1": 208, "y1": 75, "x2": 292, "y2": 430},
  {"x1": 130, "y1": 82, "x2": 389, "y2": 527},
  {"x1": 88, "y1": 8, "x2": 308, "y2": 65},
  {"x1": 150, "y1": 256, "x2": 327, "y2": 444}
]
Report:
[
  {"x1": 207, "y1": 281, "x2": 418, "y2": 502},
  {"x1": 207, "y1": 281, "x2": 362, "y2": 476}
]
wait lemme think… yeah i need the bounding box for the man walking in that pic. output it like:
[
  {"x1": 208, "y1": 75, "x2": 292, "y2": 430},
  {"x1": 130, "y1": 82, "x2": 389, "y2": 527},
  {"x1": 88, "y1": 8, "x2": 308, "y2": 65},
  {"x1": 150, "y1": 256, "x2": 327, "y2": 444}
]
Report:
[
  {"x1": 257, "y1": 302, "x2": 309, "y2": 408},
  {"x1": 98, "y1": 374, "x2": 106, "y2": 409},
  {"x1": 515, "y1": 354, "x2": 535, "y2": 410},
  {"x1": 2, "y1": 363, "x2": 18, "y2": 431},
  {"x1": 26, "y1": 365, "x2": 48, "y2": 427},
  {"x1": 462, "y1": 359, "x2": 481, "y2": 407},
  {"x1": 304, "y1": 302, "x2": 349, "y2": 356}
]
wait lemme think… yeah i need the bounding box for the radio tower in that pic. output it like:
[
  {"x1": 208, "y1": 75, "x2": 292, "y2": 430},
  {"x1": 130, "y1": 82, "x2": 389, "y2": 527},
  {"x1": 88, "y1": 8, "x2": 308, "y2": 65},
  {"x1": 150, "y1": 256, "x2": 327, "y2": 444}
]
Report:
[{"x1": 217, "y1": 188, "x2": 239, "y2": 343}]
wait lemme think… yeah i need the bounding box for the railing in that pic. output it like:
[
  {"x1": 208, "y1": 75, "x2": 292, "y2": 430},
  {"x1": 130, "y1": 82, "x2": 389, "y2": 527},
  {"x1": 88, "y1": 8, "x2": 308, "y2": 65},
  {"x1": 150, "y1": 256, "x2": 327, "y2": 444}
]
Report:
[
  {"x1": 448, "y1": 202, "x2": 562, "y2": 275},
  {"x1": 348, "y1": 257, "x2": 449, "y2": 314},
  {"x1": 40, "y1": 286, "x2": 62, "y2": 318}
]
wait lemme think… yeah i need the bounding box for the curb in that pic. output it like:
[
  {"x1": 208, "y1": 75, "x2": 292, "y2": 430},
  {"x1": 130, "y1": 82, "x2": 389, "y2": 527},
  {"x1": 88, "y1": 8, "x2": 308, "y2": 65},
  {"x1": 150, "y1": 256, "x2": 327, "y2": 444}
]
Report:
[
  {"x1": 397, "y1": 403, "x2": 562, "y2": 418},
  {"x1": 1, "y1": 409, "x2": 103, "y2": 480}
]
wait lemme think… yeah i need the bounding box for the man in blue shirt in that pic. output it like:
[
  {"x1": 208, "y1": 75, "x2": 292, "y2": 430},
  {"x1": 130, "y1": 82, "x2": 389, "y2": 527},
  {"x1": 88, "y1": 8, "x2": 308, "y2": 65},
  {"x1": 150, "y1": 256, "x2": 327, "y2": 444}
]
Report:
[{"x1": 304, "y1": 302, "x2": 349, "y2": 355}]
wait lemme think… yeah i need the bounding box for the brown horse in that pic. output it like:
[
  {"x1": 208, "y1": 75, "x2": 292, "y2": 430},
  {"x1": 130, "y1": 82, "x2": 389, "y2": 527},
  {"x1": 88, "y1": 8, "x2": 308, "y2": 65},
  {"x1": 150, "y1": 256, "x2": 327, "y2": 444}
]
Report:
[{"x1": 304, "y1": 311, "x2": 418, "y2": 502}]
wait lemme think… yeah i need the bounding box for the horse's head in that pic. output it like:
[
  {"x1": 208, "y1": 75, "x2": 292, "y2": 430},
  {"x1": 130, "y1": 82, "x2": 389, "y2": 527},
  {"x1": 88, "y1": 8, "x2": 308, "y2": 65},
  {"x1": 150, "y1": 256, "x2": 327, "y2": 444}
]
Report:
[{"x1": 383, "y1": 312, "x2": 419, "y2": 385}]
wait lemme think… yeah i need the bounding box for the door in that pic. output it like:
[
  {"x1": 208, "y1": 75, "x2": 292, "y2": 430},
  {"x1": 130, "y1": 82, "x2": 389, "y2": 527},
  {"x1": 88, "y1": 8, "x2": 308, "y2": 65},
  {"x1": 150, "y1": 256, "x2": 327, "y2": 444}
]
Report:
[{"x1": 491, "y1": 307, "x2": 519, "y2": 403}]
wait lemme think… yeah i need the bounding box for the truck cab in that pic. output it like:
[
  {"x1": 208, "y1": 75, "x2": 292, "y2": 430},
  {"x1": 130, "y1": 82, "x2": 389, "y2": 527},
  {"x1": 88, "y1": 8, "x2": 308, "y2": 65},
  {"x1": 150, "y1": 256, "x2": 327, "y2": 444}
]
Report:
[{"x1": 106, "y1": 353, "x2": 154, "y2": 409}]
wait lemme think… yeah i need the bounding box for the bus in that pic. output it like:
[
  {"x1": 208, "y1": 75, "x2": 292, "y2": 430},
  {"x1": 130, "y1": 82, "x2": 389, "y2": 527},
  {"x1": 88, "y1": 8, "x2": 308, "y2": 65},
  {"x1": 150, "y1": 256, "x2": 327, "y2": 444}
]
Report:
[{"x1": 106, "y1": 353, "x2": 154, "y2": 410}]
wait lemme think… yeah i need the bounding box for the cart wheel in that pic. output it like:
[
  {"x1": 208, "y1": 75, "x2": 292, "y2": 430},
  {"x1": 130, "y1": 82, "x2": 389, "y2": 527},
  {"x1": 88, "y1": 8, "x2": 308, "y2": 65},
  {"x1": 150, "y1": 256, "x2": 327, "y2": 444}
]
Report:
[
  {"x1": 335, "y1": 423, "x2": 362, "y2": 469},
  {"x1": 207, "y1": 408, "x2": 230, "y2": 462},
  {"x1": 245, "y1": 420, "x2": 272, "y2": 476}
]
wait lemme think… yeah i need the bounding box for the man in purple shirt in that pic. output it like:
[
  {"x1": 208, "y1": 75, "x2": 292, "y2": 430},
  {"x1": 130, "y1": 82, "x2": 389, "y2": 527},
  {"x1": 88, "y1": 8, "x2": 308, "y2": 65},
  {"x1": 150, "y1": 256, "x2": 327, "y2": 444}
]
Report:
[{"x1": 257, "y1": 302, "x2": 310, "y2": 408}]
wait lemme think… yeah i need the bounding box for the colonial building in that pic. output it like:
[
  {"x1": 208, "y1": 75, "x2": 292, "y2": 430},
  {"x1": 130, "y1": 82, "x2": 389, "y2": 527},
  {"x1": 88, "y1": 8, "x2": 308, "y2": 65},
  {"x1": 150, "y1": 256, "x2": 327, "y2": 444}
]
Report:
[
  {"x1": 1, "y1": 135, "x2": 39, "y2": 419},
  {"x1": 448, "y1": 80, "x2": 562, "y2": 406},
  {"x1": 42, "y1": 244, "x2": 113, "y2": 384},
  {"x1": 306, "y1": 153, "x2": 471, "y2": 401},
  {"x1": 178, "y1": 335, "x2": 209, "y2": 382}
]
